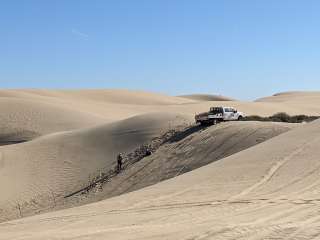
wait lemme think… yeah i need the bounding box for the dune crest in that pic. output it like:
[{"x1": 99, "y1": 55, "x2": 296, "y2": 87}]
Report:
[{"x1": 256, "y1": 91, "x2": 320, "y2": 103}]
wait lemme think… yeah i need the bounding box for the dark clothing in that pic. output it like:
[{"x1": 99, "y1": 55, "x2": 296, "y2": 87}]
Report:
[
  {"x1": 145, "y1": 150, "x2": 151, "y2": 156},
  {"x1": 117, "y1": 154, "x2": 123, "y2": 172}
]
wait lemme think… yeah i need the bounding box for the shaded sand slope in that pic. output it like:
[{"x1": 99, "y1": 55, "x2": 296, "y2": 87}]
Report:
[
  {"x1": 1, "y1": 120, "x2": 320, "y2": 239},
  {"x1": 178, "y1": 94, "x2": 235, "y2": 101},
  {"x1": 77, "y1": 121, "x2": 296, "y2": 204},
  {"x1": 0, "y1": 113, "x2": 190, "y2": 221}
]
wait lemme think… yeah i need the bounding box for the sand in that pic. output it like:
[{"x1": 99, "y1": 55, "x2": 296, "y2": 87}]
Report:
[
  {"x1": 1, "y1": 90, "x2": 320, "y2": 239},
  {"x1": 0, "y1": 112, "x2": 191, "y2": 221},
  {"x1": 72, "y1": 121, "x2": 297, "y2": 205},
  {"x1": 256, "y1": 91, "x2": 320, "y2": 103}
]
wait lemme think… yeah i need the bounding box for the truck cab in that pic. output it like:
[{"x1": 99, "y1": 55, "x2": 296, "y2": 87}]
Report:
[{"x1": 219, "y1": 107, "x2": 242, "y2": 121}]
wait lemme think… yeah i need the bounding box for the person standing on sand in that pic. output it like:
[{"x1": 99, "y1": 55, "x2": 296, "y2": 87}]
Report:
[{"x1": 117, "y1": 153, "x2": 123, "y2": 172}]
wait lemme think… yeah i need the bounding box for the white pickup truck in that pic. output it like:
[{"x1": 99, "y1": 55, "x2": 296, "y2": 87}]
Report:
[{"x1": 195, "y1": 107, "x2": 245, "y2": 125}]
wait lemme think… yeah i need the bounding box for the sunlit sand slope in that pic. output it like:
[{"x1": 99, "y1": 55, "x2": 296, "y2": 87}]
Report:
[
  {"x1": 256, "y1": 91, "x2": 320, "y2": 103},
  {"x1": 0, "y1": 97, "x2": 106, "y2": 139}
]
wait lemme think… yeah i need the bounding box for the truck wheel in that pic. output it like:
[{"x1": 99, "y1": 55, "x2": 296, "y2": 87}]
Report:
[
  {"x1": 238, "y1": 116, "x2": 243, "y2": 121},
  {"x1": 200, "y1": 121, "x2": 207, "y2": 126}
]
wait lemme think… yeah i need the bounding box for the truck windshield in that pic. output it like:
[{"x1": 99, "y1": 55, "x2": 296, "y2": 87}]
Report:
[{"x1": 210, "y1": 107, "x2": 223, "y2": 114}]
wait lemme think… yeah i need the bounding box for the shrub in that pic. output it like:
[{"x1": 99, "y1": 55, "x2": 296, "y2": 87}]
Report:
[
  {"x1": 242, "y1": 115, "x2": 268, "y2": 122},
  {"x1": 242, "y1": 112, "x2": 319, "y2": 123},
  {"x1": 269, "y1": 112, "x2": 291, "y2": 122}
]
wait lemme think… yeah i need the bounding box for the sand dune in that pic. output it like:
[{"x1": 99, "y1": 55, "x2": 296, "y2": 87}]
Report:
[
  {"x1": 0, "y1": 89, "x2": 195, "y2": 123},
  {"x1": 69, "y1": 121, "x2": 296, "y2": 207},
  {"x1": 256, "y1": 91, "x2": 320, "y2": 103},
  {"x1": 0, "y1": 112, "x2": 190, "y2": 221},
  {"x1": 0, "y1": 97, "x2": 106, "y2": 139},
  {"x1": 0, "y1": 89, "x2": 193, "y2": 105},
  {"x1": 1, "y1": 118, "x2": 320, "y2": 239},
  {"x1": 0, "y1": 111, "x2": 292, "y2": 222},
  {"x1": 1, "y1": 90, "x2": 320, "y2": 126},
  {"x1": 1, "y1": 89, "x2": 320, "y2": 239},
  {"x1": 178, "y1": 94, "x2": 235, "y2": 101}
]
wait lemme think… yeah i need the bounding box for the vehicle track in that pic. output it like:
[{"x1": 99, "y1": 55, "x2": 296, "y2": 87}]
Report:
[{"x1": 229, "y1": 140, "x2": 311, "y2": 200}]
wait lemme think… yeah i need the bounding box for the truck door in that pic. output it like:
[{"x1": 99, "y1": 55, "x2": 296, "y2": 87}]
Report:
[
  {"x1": 224, "y1": 108, "x2": 236, "y2": 120},
  {"x1": 223, "y1": 108, "x2": 232, "y2": 120},
  {"x1": 229, "y1": 108, "x2": 237, "y2": 120}
]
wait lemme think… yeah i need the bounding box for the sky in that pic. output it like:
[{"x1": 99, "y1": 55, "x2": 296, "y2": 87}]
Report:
[{"x1": 1, "y1": 0, "x2": 320, "y2": 100}]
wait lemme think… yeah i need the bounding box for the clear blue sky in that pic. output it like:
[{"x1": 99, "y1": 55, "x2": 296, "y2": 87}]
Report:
[{"x1": 1, "y1": 0, "x2": 320, "y2": 100}]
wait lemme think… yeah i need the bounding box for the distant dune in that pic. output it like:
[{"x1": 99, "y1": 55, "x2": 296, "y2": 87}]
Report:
[
  {"x1": 0, "y1": 89, "x2": 193, "y2": 105},
  {"x1": 0, "y1": 97, "x2": 106, "y2": 139},
  {"x1": 178, "y1": 94, "x2": 235, "y2": 101},
  {"x1": 256, "y1": 91, "x2": 320, "y2": 103}
]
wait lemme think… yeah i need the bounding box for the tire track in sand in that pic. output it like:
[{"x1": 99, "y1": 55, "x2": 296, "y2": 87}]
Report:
[{"x1": 229, "y1": 141, "x2": 310, "y2": 201}]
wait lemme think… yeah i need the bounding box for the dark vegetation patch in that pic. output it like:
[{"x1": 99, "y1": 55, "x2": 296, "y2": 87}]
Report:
[{"x1": 242, "y1": 112, "x2": 320, "y2": 123}]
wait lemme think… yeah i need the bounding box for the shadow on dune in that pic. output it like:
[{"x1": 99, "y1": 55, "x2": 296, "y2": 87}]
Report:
[
  {"x1": 166, "y1": 125, "x2": 208, "y2": 143},
  {"x1": 0, "y1": 131, "x2": 39, "y2": 146},
  {"x1": 0, "y1": 140, "x2": 28, "y2": 146}
]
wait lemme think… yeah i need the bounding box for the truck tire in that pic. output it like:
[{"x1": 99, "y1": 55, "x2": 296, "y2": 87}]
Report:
[
  {"x1": 200, "y1": 121, "x2": 207, "y2": 126},
  {"x1": 238, "y1": 116, "x2": 243, "y2": 121}
]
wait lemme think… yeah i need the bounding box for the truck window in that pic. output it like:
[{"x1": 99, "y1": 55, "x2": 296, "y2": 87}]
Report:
[{"x1": 210, "y1": 107, "x2": 223, "y2": 114}]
